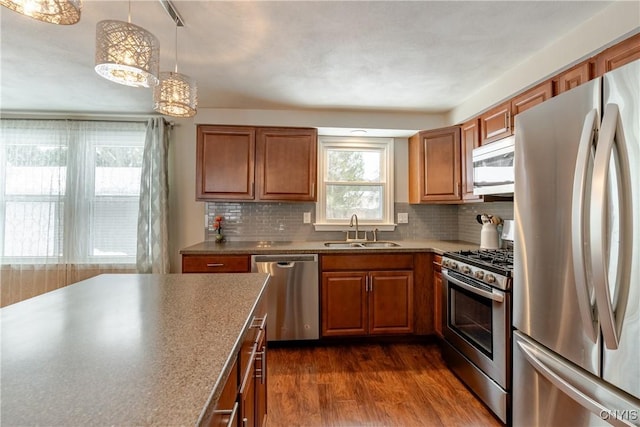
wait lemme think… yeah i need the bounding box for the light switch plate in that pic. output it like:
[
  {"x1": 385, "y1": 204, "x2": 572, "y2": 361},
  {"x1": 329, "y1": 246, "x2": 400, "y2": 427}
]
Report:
[
  {"x1": 398, "y1": 213, "x2": 409, "y2": 224},
  {"x1": 303, "y1": 212, "x2": 311, "y2": 224}
]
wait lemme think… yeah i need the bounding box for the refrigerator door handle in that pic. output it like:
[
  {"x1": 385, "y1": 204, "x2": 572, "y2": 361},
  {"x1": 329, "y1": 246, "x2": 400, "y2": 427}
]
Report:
[
  {"x1": 590, "y1": 103, "x2": 634, "y2": 350},
  {"x1": 516, "y1": 334, "x2": 640, "y2": 427},
  {"x1": 571, "y1": 108, "x2": 599, "y2": 343}
]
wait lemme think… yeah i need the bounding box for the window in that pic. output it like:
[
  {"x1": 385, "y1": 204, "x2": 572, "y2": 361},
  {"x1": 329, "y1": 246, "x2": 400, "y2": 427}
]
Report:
[
  {"x1": 1, "y1": 120, "x2": 146, "y2": 264},
  {"x1": 315, "y1": 136, "x2": 394, "y2": 230}
]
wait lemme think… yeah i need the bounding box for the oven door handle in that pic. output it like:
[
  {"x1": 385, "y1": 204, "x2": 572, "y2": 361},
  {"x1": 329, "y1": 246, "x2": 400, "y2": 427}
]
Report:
[{"x1": 443, "y1": 270, "x2": 504, "y2": 303}]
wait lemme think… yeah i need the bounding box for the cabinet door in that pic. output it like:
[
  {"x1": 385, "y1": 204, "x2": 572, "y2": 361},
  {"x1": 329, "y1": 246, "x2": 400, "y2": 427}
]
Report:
[
  {"x1": 208, "y1": 359, "x2": 239, "y2": 427},
  {"x1": 432, "y1": 256, "x2": 443, "y2": 338},
  {"x1": 460, "y1": 119, "x2": 482, "y2": 202},
  {"x1": 239, "y1": 345, "x2": 257, "y2": 427},
  {"x1": 255, "y1": 327, "x2": 267, "y2": 427},
  {"x1": 554, "y1": 62, "x2": 592, "y2": 95},
  {"x1": 196, "y1": 126, "x2": 255, "y2": 200},
  {"x1": 480, "y1": 101, "x2": 512, "y2": 144},
  {"x1": 255, "y1": 127, "x2": 317, "y2": 201},
  {"x1": 511, "y1": 81, "x2": 553, "y2": 121},
  {"x1": 595, "y1": 33, "x2": 640, "y2": 76},
  {"x1": 369, "y1": 271, "x2": 414, "y2": 334},
  {"x1": 321, "y1": 272, "x2": 367, "y2": 337},
  {"x1": 408, "y1": 126, "x2": 461, "y2": 203}
]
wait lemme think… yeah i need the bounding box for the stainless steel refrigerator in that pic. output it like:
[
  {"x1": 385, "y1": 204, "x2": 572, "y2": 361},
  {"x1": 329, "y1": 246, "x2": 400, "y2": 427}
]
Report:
[{"x1": 513, "y1": 59, "x2": 640, "y2": 426}]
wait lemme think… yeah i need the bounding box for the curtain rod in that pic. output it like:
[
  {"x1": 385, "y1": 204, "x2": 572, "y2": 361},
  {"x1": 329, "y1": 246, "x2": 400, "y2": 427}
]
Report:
[{"x1": 1, "y1": 112, "x2": 175, "y2": 127}]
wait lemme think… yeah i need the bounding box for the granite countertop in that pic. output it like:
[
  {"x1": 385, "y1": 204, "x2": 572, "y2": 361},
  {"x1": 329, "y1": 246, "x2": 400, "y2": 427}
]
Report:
[
  {"x1": 1, "y1": 273, "x2": 270, "y2": 426},
  {"x1": 180, "y1": 239, "x2": 479, "y2": 255}
]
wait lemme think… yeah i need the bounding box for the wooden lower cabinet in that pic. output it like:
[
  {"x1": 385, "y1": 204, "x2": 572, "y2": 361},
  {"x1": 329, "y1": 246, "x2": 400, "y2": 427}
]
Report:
[
  {"x1": 209, "y1": 307, "x2": 267, "y2": 427},
  {"x1": 369, "y1": 271, "x2": 415, "y2": 334},
  {"x1": 182, "y1": 254, "x2": 250, "y2": 273},
  {"x1": 209, "y1": 360, "x2": 239, "y2": 427},
  {"x1": 321, "y1": 254, "x2": 414, "y2": 338},
  {"x1": 239, "y1": 315, "x2": 267, "y2": 427},
  {"x1": 432, "y1": 254, "x2": 443, "y2": 338}
]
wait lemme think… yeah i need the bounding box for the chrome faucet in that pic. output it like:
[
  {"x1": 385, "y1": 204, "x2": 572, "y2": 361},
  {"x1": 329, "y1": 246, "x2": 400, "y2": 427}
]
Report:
[{"x1": 346, "y1": 214, "x2": 367, "y2": 241}]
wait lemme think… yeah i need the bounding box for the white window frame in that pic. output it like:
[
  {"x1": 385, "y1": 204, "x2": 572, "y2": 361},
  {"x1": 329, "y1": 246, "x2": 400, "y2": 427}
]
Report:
[{"x1": 315, "y1": 136, "x2": 395, "y2": 231}]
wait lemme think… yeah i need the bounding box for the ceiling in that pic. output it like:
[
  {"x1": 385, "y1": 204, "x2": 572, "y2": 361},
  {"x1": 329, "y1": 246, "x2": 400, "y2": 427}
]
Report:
[{"x1": 0, "y1": 1, "x2": 614, "y2": 116}]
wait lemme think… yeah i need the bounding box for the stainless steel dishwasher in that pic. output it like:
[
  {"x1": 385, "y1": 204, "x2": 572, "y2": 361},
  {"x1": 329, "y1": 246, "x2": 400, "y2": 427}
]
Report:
[{"x1": 251, "y1": 254, "x2": 319, "y2": 341}]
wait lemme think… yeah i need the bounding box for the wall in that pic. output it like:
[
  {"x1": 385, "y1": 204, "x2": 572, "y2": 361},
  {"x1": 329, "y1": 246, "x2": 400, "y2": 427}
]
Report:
[{"x1": 448, "y1": 1, "x2": 640, "y2": 124}]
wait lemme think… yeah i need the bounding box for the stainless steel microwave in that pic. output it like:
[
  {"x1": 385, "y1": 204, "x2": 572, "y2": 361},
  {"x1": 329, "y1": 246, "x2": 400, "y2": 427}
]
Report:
[{"x1": 472, "y1": 136, "x2": 515, "y2": 195}]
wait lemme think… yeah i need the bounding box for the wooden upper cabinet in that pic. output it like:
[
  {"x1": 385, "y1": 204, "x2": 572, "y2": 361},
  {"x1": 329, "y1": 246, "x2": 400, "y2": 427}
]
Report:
[
  {"x1": 460, "y1": 119, "x2": 482, "y2": 202},
  {"x1": 408, "y1": 126, "x2": 461, "y2": 204},
  {"x1": 196, "y1": 125, "x2": 317, "y2": 202},
  {"x1": 256, "y1": 127, "x2": 317, "y2": 201},
  {"x1": 196, "y1": 125, "x2": 255, "y2": 200},
  {"x1": 511, "y1": 81, "x2": 553, "y2": 120},
  {"x1": 479, "y1": 101, "x2": 512, "y2": 144},
  {"x1": 554, "y1": 62, "x2": 592, "y2": 95},
  {"x1": 595, "y1": 32, "x2": 640, "y2": 76}
]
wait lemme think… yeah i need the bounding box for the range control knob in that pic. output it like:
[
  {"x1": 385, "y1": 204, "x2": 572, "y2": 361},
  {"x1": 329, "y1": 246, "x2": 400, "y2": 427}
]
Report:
[
  {"x1": 462, "y1": 266, "x2": 472, "y2": 274},
  {"x1": 450, "y1": 262, "x2": 459, "y2": 271},
  {"x1": 475, "y1": 271, "x2": 485, "y2": 280},
  {"x1": 485, "y1": 273, "x2": 496, "y2": 284},
  {"x1": 442, "y1": 260, "x2": 449, "y2": 268}
]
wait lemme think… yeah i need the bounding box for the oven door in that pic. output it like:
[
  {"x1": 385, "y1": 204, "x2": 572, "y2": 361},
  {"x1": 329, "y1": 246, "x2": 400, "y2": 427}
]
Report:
[{"x1": 442, "y1": 268, "x2": 510, "y2": 389}]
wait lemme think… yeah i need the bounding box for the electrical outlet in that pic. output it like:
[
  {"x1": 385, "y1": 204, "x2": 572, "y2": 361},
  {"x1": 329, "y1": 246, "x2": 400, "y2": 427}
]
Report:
[
  {"x1": 398, "y1": 212, "x2": 409, "y2": 224},
  {"x1": 303, "y1": 212, "x2": 311, "y2": 224},
  {"x1": 205, "y1": 214, "x2": 209, "y2": 228}
]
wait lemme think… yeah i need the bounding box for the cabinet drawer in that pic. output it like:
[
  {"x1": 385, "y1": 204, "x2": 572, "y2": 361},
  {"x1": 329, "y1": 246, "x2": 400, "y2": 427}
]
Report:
[
  {"x1": 321, "y1": 254, "x2": 414, "y2": 271},
  {"x1": 207, "y1": 359, "x2": 239, "y2": 427},
  {"x1": 182, "y1": 255, "x2": 250, "y2": 273}
]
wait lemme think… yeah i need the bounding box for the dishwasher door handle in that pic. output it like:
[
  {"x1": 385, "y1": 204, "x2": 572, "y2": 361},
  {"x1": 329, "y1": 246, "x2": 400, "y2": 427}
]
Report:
[{"x1": 252, "y1": 254, "x2": 318, "y2": 263}]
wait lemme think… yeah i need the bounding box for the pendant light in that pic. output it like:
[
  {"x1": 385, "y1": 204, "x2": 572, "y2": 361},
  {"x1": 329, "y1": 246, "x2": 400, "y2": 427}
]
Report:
[
  {"x1": 153, "y1": 19, "x2": 197, "y2": 118},
  {"x1": 94, "y1": 1, "x2": 159, "y2": 88},
  {"x1": 0, "y1": 0, "x2": 81, "y2": 25}
]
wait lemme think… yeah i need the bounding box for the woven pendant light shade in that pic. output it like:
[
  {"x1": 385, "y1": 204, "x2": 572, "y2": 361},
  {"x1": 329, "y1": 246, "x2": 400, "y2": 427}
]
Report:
[
  {"x1": 153, "y1": 71, "x2": 197, "y2": 117},
  {"x1": 95, "y1": 20, "x2": 160, "y2": 88},
  {"x1": 0, "y1": 0, "x2": 81, "y2": 24}
]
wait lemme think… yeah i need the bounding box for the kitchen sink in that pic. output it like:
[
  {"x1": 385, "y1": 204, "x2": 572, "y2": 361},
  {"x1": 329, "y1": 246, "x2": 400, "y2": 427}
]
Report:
[
  {"x1": 323, "y1": 241, "x2": 400, "y2": 248},
  {"x1": 361, "y1": 241, "x2": 400, "y2": 248}
]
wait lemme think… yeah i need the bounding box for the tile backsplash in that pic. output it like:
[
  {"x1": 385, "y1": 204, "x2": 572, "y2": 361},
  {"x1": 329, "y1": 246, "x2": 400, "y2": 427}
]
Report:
[
  {"x1": 205, "y1": 201, "x2": 514, "y2": 244},
  {"x1": 457, "y1": 201, "x2": 515, "y2": 244}
]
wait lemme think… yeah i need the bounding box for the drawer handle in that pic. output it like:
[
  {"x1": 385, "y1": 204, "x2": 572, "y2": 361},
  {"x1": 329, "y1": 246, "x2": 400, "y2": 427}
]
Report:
[
  {"x1": 206, "y1": 263, "x2": 224, "y2": 267},
  {"x1": 213, "y1": 401, "x2": 238, "y2": 427},
  {"x1": 256, "y1": 348, "x2": 266, "y2": 385},
  {"x1": 251, "y1": 315, "x2": 268, "y2": 330}
]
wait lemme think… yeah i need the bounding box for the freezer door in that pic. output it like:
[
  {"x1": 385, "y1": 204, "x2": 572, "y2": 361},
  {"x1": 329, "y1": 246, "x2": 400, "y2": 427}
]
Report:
[
  {"x1": 513, "y1": 331, "x2": 640, "y2": 427},
  {"x1": 514, "y1": 79, "x2": 600, "y2": 375},
  {"x1": 598, "y1": 59, "x2": 640, "y2": 399}
]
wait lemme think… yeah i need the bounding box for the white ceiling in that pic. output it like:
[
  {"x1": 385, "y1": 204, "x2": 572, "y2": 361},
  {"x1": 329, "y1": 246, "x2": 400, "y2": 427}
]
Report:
[{"x1": 0, "y1": 1, "x2": 613, "y2": 116}]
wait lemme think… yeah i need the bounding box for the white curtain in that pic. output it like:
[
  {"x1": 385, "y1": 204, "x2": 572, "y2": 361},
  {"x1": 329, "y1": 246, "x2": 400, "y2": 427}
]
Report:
[
  {"x1": 0, "y1": 119, "x2": 145, "y2": 307},
  {"x1": 136, "y1": 118, "x2": 170, "y2": 274}
]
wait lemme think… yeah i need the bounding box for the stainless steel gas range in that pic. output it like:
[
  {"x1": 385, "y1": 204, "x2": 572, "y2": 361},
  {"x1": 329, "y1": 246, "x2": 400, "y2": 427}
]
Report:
[{"x1": 441, "y1": 249, "x2": 513, "y2": 424}]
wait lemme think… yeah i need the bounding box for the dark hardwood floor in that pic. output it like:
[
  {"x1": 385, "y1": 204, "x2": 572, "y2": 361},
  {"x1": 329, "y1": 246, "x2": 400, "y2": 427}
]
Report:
[{"x1": 266, "y1": 341, "x2": 503, "y2": 427}]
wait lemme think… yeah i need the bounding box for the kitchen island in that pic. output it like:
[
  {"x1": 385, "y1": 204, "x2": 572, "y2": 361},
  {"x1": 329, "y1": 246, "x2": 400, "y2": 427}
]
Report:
[{"x1": 1, "y1": 273, "x2": 270, "y2": 426}]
